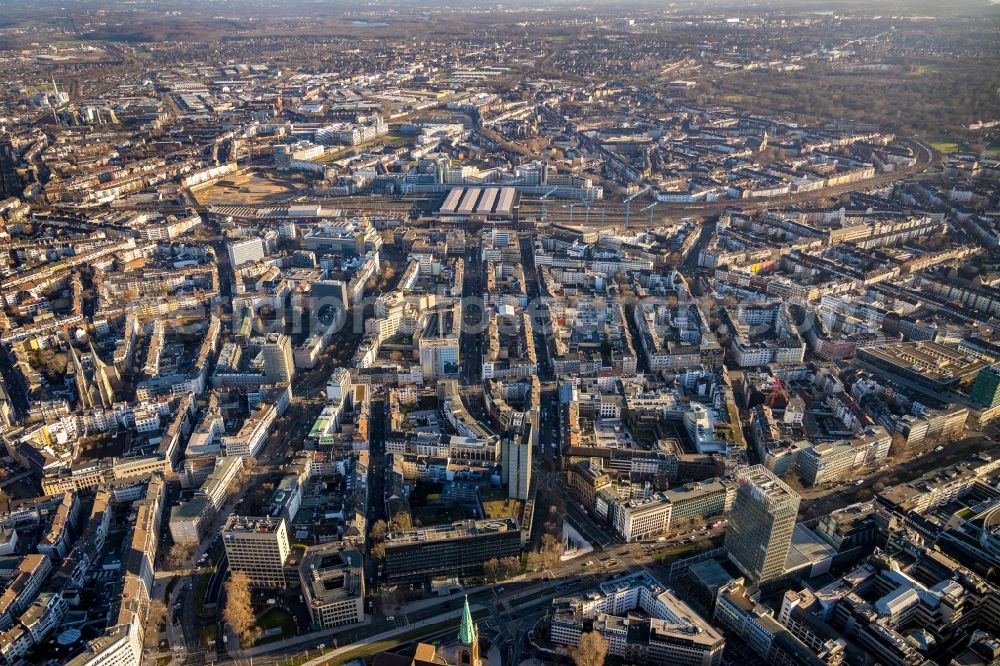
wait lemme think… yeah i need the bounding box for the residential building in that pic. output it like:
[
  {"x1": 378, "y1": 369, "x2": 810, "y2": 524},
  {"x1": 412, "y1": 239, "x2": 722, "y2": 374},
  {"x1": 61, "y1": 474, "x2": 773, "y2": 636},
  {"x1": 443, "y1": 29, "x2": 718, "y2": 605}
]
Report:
[
  {"x1": 19, "y1": 592, "x2": 68, "y2": 643},
  {"x1": 0, "y1": 554, "x2": 53, "y2": 630}
]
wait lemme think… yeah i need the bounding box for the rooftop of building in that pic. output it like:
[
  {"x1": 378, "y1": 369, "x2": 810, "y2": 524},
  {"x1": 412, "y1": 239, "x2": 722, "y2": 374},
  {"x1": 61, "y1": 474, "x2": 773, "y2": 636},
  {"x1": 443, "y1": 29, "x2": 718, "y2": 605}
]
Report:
[
  {"x1": 784, "y1": 524, "x2": 837, "y2": 573},
  {"x1": 859, "y1": 341, "x2": 986, "y2": 384},
  {"x1": 300, "y1": 543, "x2": 363, "y2": 605},
  {"x1": 385, "y1": 517, "x2": 518, "y2": 546},
  {"x1": 734, "y1": 464, "x2": 800, "y2": 504},
  {"x1": 223, "y1": 514, "x2": 285, "y2": 534}
]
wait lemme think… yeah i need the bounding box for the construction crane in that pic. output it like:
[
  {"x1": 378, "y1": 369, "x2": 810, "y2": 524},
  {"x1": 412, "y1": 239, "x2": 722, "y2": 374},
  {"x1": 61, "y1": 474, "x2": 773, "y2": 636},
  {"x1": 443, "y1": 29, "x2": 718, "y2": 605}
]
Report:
[
  {"x1": 640, "y1": 201, "x2": 658, "y2": 225},
  {"x1": 539, "y1": 187, "x2": 558, "y2": 223},
  {"x1": 623, "y1": 186, "x2": 651, "y2": 228},
  {"x1": 768, "y1": 375, "x2": 788, "y2": 408},
  {"x1": 50, "y1": 76, "x2": 61, "y2": 126}
]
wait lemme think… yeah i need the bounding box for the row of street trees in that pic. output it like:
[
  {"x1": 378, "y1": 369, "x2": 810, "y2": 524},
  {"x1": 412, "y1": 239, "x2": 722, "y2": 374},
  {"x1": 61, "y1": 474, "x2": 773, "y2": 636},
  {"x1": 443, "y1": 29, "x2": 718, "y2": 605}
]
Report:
[
  {"x1": 526, "y1": 499, "x2": 566, "y2": 571},
  {"x1": 223, "y1": 571, "x2": 257, "y2": 645}
]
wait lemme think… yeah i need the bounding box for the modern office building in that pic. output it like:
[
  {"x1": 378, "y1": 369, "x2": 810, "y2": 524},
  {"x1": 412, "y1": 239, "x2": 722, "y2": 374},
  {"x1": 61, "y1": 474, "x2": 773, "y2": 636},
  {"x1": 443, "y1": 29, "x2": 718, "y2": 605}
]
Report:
[
  {"x1": 261, "y1": 333, "x2": 295, "y2": 383},
  {"x1": 383, "y1": 518, "x2": 521, "y2": 584},
  {"x1": 855, "y1": 342, "x2": 986, "y2": 400},
  {"x1": 310, "y1": 279, "x2": 350, "y2": 315},
  {"x1": 795, "y1": 441, "x2": 859, "y2": 486},
  {"x1": 440, "y1": 380, "x2": 499, "y2": 445},
  {"x1": 299, "y1": 544, "x2": 364, "y2": 629},
  {"x1": 0, "y1": 136, "x2": 21, "y2": 199},
  {"x1": 608, "y1": 477, "x2": 738, "y2": 543},
  {"x1": 168, "y1": 498, "x2": 211, "y2": 545},
  {"x1": 223, "y1": 515, "x2": 291, "y2": 588},
  {"x1": 170, "y1": 457, "x2": 245, "y2": 544},
  {"x1": 725, "y1": 465, "x2": 801, "y2": 584},
  {"x1": 417, "y1": 304, "x2": 461, "y2": 380},
  {"x1": 326, "y1": 367, "x2": 352, "y2": 405},
  {"x1": 665, "y1": 478, "x2": 737, "y2": 527},
  {"x1": 971, "y1": 365, "x2": 1000, "y2": 409},
  {"x1": 715, "y1": 579, "x2": 841, "y2": 665},
  {"x1": 200, "y1": 456, "x2": 244, "y2": 509},
  {"x1": 612, "y1": 493, "x2": 673, "y2": 543},
  {"x1": 419, "y1": 337, "x2": 461, "y2": 380},
  {"x1": 228, "y1": 237, "x2": 266, "y2": 268},
  {"x1": 501, "y1": 413, "x2": 532, "y2": 500},
  {"x1": 548, "y1": 571, "x2": 725, "y2": 666}
]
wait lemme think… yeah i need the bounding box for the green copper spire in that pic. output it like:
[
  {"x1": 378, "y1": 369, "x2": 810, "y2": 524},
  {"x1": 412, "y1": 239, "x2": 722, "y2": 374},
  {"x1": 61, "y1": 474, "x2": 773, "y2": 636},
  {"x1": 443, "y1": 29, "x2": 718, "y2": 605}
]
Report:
[{"x1": 458, "y1": 596, "x2": 476, "y2": 646}]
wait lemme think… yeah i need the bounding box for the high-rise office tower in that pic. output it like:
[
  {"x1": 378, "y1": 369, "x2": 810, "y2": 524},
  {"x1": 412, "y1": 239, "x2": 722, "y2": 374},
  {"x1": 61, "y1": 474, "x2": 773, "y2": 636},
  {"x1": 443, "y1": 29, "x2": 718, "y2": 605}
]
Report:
[
  {"x1": 725, "y1": 465, "x2": 800, "y2": 584},
  {"x1": 502, "y1": 413, "x2": 533, "y2": 500},
  {"x1": 223, "y1": 515, "x2": 291, "y2": 588},
  {"x1": 419, "y1": 337, "x2": 460, "y2": 379},
  {"x1": 970, "y1": 365, "x2": 1000, "y2": 409},
  {"x1": 228, "y1": 237, "x2": 265, "y2": 268},
  {"x1": 0, "y1": 135, "x2": 21, "y2": 199},
  {"x1": 261, "y1": 333, "x2": 294, "y2": 383}
]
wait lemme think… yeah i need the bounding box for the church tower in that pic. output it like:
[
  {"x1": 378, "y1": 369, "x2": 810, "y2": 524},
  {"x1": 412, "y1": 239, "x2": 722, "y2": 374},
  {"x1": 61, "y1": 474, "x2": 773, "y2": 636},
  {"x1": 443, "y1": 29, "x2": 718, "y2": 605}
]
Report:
[{"x1": 455, "y1": 597, "x2": 480, "y2": 666}]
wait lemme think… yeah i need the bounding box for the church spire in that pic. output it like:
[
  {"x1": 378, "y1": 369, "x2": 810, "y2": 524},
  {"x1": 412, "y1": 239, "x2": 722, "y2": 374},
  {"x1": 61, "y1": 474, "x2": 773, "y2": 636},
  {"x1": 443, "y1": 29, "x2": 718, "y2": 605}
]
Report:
[
  {"x1": 455, "y1": 596, "x2": 481, "y2": 666},
  {"x1": 458, "y1": 596, "x2": 476, "y2": 646}
]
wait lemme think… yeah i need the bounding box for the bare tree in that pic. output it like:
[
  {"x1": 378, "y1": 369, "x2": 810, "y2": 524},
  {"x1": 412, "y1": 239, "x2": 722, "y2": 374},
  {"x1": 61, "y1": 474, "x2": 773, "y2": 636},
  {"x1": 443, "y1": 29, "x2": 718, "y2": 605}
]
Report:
[
  {"x1": 223, "y1": 571, "x2": 257, "y2": 646},
  {"x1": 389, "y1": 512, "x2": 412, "y2": 532},
  {"x1": 371, "y1": 542, "x2": 386, "y2": 560},
  {"x1": 166, "y1": 543, "x2": 195, "y2": 569},
  {"x1": 483, "y1": 558, "x2": 499, "y2": 581},
  {"x1": 541, "y1": 533, "x2": 562, "y2": 569},
  {"x1": 370, "y1": 519, "x2": 388, "y2": 541},
  {"x1": 144, "y1": 598, "x2": 168, "y2": 648},
  {"x1": 526, "y1": 550, "x2": 544, "y2": 572},
  {"x1": 500, "y1": 556, "x2": 521, "y2": 579},
  {"x1": 569, "y1": 631, "x2": 609, "y2": 666}
]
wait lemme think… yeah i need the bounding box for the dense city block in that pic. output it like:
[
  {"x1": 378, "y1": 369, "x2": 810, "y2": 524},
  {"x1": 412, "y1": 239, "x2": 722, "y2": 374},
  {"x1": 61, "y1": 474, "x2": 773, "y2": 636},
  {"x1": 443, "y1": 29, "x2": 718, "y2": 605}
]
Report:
[{"x1": 0, "y1": 2, "x2": 996, "y2": 666}]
